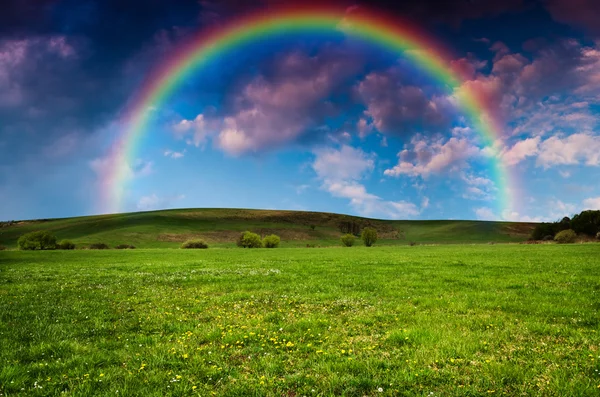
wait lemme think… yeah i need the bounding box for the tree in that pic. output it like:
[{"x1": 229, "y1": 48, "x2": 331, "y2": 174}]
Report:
[
  {"x1": 361, "y1": 227, "x2": 378, "y2": 247},
  {"x1": 237, "y1": 231, "x2": 263, "y2": 248},
  {"x1": 554, "y1": 229, "x2": 577, "y2": 244},
  {"x1": 263, "y1": 234, "x2": 280, "y2": 248},
  {"x1": 571, "y1": 210, "x2": 600, "y2": 236},
  {"x1": 340, "y1": 234, "x2": 355, "y2": 247},
  {"x1": 17, "y1": 230, "x2": 57, "y2": 250},
  {"x1": 531, "y1": 222, "x2": 557, "y2": 240}
]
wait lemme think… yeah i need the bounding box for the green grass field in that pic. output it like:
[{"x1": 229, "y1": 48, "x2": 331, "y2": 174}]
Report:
[
  {"x1": 0, "y1": 208, "x2": 536, "y2": 249},
  {"x1": 1, "y1": 245, "x2": 599, "y2": 396}
]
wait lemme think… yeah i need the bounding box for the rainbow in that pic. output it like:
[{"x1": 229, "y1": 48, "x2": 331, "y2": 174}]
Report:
[{"x1": 104, "y1": 5, "x2": 514, "y2": 217}]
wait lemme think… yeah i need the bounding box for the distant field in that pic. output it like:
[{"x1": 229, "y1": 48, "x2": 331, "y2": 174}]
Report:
[
  {"x1": 1, "y1": 245, "x2": 599, "y2": 396},
  {"x1": 0, "y1": 208, "x2": 536, "y2": 248}
]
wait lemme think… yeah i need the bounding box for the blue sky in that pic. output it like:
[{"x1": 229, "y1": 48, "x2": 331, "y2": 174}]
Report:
[{"x1": 1, "y1": 0, "x2": 599, "y2": 221}]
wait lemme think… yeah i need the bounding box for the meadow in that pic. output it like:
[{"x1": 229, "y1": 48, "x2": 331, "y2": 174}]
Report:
[
  {"x1": 0, "y1": 208, "x2": 535, "y2": 249},
  {"x1": 1, "y1": 244, "x2": 599, "y2": 396}
]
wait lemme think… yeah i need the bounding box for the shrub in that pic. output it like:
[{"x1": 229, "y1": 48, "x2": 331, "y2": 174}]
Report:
[
  {"x1": 115, "y1": 244, "x2": 136, "y2": 249},
  {"x1": 409, "y1": 241, "x2": 418, "y2": 246},
  {"x1": 57, "y1": 240, "x2": 76, "y2": 250},
  {"x1": 88, "y1": 243, "x2": 109, "y2": 250},
  {"x1": 0, "y1": 244, "x2": 5, "y2": 251},
  {"x1": 181, "y1": 239, "x2": 208, "y2": 249},
  {"x1": 237, "y1": 231, "x2": 263, "y2": 248},
  {"x1": 596, "y1": 231, "x2": 600, "y2": 241},
  {"x1": 554, "y1": 229, "x2": 577, "y2": 244},
  {"x1": 340, "y1": 234, "x2": 355, "y2": 247},
  {"x1": 262, "y1": 234, "x2": 280, "y2": 248},
  {"x1": 361, "y1": 227, "x2": 378, "y2": 247},
  {"x1": 18, "y1": 230, "x2": 57, "y2": 250},
  {"x1": 542, "y1": 235, "x2": 554, "y2": 241},
  {"x1": 309, "y1": 225, "x2": 316, "y2": 231}
]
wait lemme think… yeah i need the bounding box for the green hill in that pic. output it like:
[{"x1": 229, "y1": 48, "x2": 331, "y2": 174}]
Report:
[{"x1": 0, "y1": 208, "x2": 536, "y2": 249}]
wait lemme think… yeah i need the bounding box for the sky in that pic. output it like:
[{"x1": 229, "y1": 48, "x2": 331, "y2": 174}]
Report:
[{"x1": 1, "y1": 0, "x2": 599, "y2": 222}]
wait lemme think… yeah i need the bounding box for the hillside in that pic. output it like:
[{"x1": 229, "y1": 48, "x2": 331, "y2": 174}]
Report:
[{"x1": 0, "y1": 208, "x2": 536, "y2": 248}]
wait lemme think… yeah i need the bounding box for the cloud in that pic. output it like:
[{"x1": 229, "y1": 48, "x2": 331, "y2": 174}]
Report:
[
  {"x1": 312, "y1": 145, "x2": 374, "y2": 181},
  {"x1": 212, "y1": 48, "x2": 363, "y2": 155},
  {"x1": 311, "y1": 145, "x2": 423, "y2": 219},
  {"x1": 583, "y1": 196, "x2": 600, "y2": 210},
  {"x1": 137, "y1": 193, "x2": 185, "y2": 211},
  {"x1": 497, "y1": 133, "x2": 600, "y2": 169},
  {"x1": 355, "y1": 68, "x2": 456, "y2": 136},
  {"x1": 501, "y1": 137, "x2": 540, "y2": 166},
  {"x1": 456, "y1": 39, "x2": 600, "y2": 139},
  {"x1": 164, "y1": 149, "x2": 185, "y2": 159},
  {"x1": 537, "y1": 133, "x2": 600, "y2": 168},
  {"x1": 545, "y1": 0, "x2": 600, "y2": 36},
  {"x1": 475, "y1": 207, "x2": 497, "y2": 221},
  {"x1": 173, "y1": 114, "x2": 210, "y2": 147},
  {"x1": 384, "y1": 135, "x2": 482, "y2": 178}
]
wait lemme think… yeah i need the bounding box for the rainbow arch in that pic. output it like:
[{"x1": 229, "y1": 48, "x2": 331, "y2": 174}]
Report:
[{"x1": 104, "y1": 5, "x2": 514, "y2": 217}]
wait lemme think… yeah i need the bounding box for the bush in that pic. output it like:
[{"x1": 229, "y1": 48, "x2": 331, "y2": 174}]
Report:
[
  {"x1": 18, "y1": 230, "x2": 57, "y2": 250},
  {"x1": 340, "y1": 234, "x2": 355, "y2": 247},
  {"x1": 115, "y1": 244, "x2": 136, "y2": 249},
  {"x1": 361, "y1": 227, "x2": 378, "y2": 247},
  {"x1": 542, "y1": 235, "x2": 554, "y2": 241},
  {"x1": 262, "y1": 234, "x2": 280, "y2": 248},
  {"x1": 181, "y1": 239, "x2": 208, "y2": 249},
  {"x1": 57, "y1": 240, "x2": 76, "y2": 250},
  {"x1": 88, "y1": 243, "x2": 109, "y2": 250},
  {"x1": 596, "y1": 231, "x2": 600, "y2": 241},
  {"x1": 0, "y1": 244, "x2": 5, "y2": 251},
  {"x1": 554, "y1": 229, "x2": 577, "y2": 244},
  {"x1": 237, "y1": 231, "x2": 263, "y2": 248}
]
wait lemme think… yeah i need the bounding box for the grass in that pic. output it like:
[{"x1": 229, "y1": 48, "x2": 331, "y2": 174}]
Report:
[
  {"x1": 0, "y1": 208, "x2": 536, "y2": 249},
  {"x1": 1, "y1": 245, "x2": 599, "y2": 396}
]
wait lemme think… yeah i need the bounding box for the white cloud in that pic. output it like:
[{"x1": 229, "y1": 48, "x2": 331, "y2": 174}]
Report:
[
  {"x1": 164, "y1": 149, "x2": 185, "y2": 159},
  {"x1": 137, "y1": 193, "x2": 185, "y2": 211},
  {"x1": 384, "y1": 135, "x2": 481, "y2": 178},
  {"x1": 583, "y1": 196, "x2": 600, "y2": 210},
  {"x1": 536, "y1": 133, "x2": 600, "y2": 168},
  {"x1": 312, "y1": 145, "x2": 374, "y2": 181},
  {"x1": 311, "y1": 145, "x2": 422, "y2": 219},
  {"x1": 475, "y1": 207, "x2": 497, "y2": 221},
  {"x1": 501, "y1": 137, "x2": 540, "y2": 166},
  {"x1": 173, "y1": 114, "x2": 211, "y2": 147}
]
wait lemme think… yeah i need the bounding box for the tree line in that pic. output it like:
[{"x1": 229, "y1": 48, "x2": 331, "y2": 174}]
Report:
[{"x1": 531, "y1": 210, "x2": 600, "y2": 243}]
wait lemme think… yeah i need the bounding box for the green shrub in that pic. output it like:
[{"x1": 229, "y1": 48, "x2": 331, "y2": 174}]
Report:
[
  {"x1": 237, "y1": 231, "x2": 263, "y2": 248},
  {"x1": 88, "y1": 243, "x2": 109, "y2": 250},
  {"x1": 361, "y1": 227, "x2": 378, "y2": 247},
  {"x1": 181, "y1": 239, "x2": 208, "y2": 249},
  {"x1": 263, "y1": 234, "x2": 280, "y2": 248},
  {"x1": 340, "y1": 234, "x2": 355, "y2": 247},
  {"x1": 115, "y1": 244, "x2": 136, "y2": 249},
  {"x1": 18, "y1": 231, "x2": 57, "y2": 250},
  {"x1": 542, "y1": 235, "x2": 554, "y2": 242},
  {"x1": 554, "y1": 229, "x2": 577, "y2": 244},
  {"x1": 57, "y1": 240, "x2": 76, "y2": 250}
]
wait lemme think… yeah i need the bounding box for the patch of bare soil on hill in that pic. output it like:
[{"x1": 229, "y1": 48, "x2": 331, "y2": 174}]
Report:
[{"x1": 503, "y1": 223, "x2": 536, "y2": 237}]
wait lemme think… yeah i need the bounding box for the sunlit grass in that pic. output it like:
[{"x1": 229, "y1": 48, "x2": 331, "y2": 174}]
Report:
[{"x1": 1, "y1": 245, "x2": 599, "y2": 396}]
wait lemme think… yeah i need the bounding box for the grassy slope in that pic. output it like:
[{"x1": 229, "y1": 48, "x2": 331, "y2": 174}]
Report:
[
  {"x1": 1, "y1": 245, "x2": 599, "y2": 396},
  {"x1": 0, "y1": 208, "x2": 536, "y2": 248}
]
